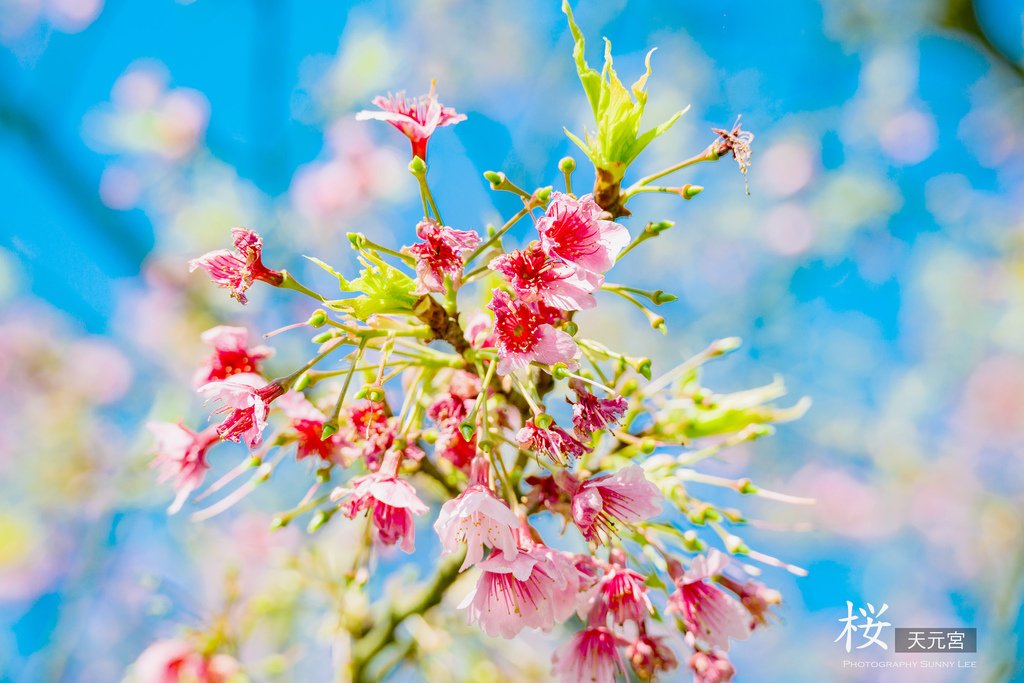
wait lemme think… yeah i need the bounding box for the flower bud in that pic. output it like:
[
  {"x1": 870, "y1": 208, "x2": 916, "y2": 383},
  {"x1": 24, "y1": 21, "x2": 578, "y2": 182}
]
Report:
[
  {"x1": 710, "y1": 336, "x2": 742, "y2": 356},
  {"x1": 292, "y1": 372, "x2": 311, "y2": 392},
  {"x1": 558, "y1": 156, "x2": 576, "y2": 173},
  {"x1": 320, "y1": 422, "x2": 339, "y2": 440},
  {"x1": 533, "y1": 185, "x2": 552, "y2": 205},
  {"x1": 307, "y1": 309, "x2": 328, "y2": 328},
  {"x1": 646, "y1": 220, "x2": 674, "y2": 235},
  {"x1": 737, "y1": 478, "x2": 758, "y2": 495},
  {"x1": 639, "y1": 438, "x2": 657, "y2": 454},
  {"x1": 680, "y1": 184, "x2": 703, "y2": 200},
  {"x1": 483, "y1": 170, "x2": 505, "y2": 188},
  {"x1": 459, "y1": 422, "x2": 476, "y2": 441},
  {"x1": 633, "y1": 357, "x2": 652, "y2": 380},
  {"x1": 562, "y1": 320, "x2": 579, "y2": 336},
  {"x1": 347, "y1": 231, "x2": 367, "y2": 249}
]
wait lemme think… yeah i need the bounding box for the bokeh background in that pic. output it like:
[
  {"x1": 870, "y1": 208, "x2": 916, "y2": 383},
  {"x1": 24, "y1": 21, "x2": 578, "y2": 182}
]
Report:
[{"x1": 1, "y1": 0, "x2": 1023, "y2": 681}]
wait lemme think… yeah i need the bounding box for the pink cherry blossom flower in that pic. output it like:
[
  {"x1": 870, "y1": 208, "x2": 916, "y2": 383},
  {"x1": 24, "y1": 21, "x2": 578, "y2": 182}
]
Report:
[
  {"x1": 627, "y1": 633, "x2": 679, "y2": 681},
  {"x1": 667, "y1": 551, "x2": 751, "y2": 651},
  {"x1": 595, "y1": 562, "x2": 653, "y2": 625},
  {"x1": 356, "y1": 82, "x2": 466, "y2": 160},
  {"x1": 198, "y1": 373, "x2": 284, "y2": 449},
  {"x1": 688, "y1": 650, "x2": 735, "y2": 683},
  {"x1": 570, "y1": 379, "x2": 628, "y2": 436},
  {"x1": 570, "y1": 465, "x2": 662, "y2": 542},
  {"x1": 336, "y1": 450, "x2": 428, "y2": 552},
  {"x1": 189, "y1": 228, "x2": 283, "y2": 304},
  {"x1": 131, "y1": 639, "x2": 241, "y2": 683},
  {"x1": 434, "y1": 458, "x2": 520, "y2": 571},
  {"x1": 148, "y1": 422, "x2": 220, "y2": 514},
  {"x1": 552, "y1": 627, "x2": 628, "y2": 683},
  {"x1": 278, "y1": 391, "x2": 346, "y2": 463},
  {"x1": 489, "y1": 243, "x2": 599, "y2": 311},
  {"x1": 193, "y1": 325, "x2": 273, "y2": 387},
  {"x1": 517, "y1": 417, "x2": 590, "y2": 465},
  {"x1": 537, "y1": 192, "x2": 630, "y2": 276},
  {"x1": 488, "y1": 289, "x2": 579, "y2": 375},
  {"x1": 405, "y1": 219, "x2": 481, "y2": 294},
  {"x1": 459, "y1": 543, "x2": 579, "y2": 638},
  {"x1": 717, "y1": 575, "x2": 782, "y2": 629}
]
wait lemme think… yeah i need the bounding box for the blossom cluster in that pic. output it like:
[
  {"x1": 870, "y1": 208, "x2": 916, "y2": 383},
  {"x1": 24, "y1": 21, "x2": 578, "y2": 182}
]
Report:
[{"x1": 139, "y1": 5, "x2": 807, "y2": 682}]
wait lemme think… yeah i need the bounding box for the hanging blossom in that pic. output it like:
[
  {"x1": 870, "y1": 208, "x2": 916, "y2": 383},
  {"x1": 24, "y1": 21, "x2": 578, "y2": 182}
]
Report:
[
  {"x1": 148, "y1": 422, "x2": 220, "y2": 514},
  {"x1": 552, "y1": 626, "x2": 628, "y2": 683},
  {"x1": 537, "y1": 192, "x2": 630, "y2": 277},
  {"x1": 198, "y1": 373, "x2": 285, "y2": 449},
  {"x1": 489, "y1": 289, "x2": 579, "y2": 375},
  {"x1": 667, "y1": 550, "x2": 751, "y2": 652},
  {"x1": 193, "y1": 325, "x2": 273, "y2": 387},
  {"x1": 517, "y1": 417, "x2": 590, "y2": 465},
  {"x1": 570, "y1": 378, "x2": 628, "y2": 437},
  {"x1": 593, "y1": 551, "x2": 653, "y2": 625},
  {"x1": 459, "y1": 532, "x2": 581, "y2": 639},
  {"x1": 489, "y1": 243, "x2": 599, "y2": 311},
  {"x1": 189, "y1": 228, "x2": 283, "y2": 304},
  {"x1": 334, "y1": 449, "x2": 428, "y2": 553},
  {"x1": 434, "y1": 457, "x2": 520, "y2": 571},
  {"x1": 356, "y1": 82, "x2": 466, "y2": 160},
  {"x1": 717, "y1": 575, "x2": 782, "y2": 629},
  {"x1": 427, "y1": 391, "x2": 478, "y2": 471},
  {"x1": 626, "y1": 631, "x2": 679, "y2": 681},
  {"x1": 689, "y1": 650, "x2": 736, "y2": 683},
  {"x1": 405, "y1": 218, "x2": 481, "y2": 294},
  {"x1": 563, "y1": 465, "x2": 662, "y2": 542}
]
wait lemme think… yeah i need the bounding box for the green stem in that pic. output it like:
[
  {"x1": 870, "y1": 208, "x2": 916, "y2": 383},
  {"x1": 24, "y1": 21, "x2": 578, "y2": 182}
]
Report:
[{"x1": 464, "y1": 206, "x2": 531, "y2": 266}]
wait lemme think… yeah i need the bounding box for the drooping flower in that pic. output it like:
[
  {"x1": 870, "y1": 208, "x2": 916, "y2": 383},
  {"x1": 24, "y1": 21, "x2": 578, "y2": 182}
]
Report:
[
  {"x1": 193, "y1": 325, "x2": 273, "y2": 387},
  {"x1": 711, "y1": 116, "x2": 754, "y2": 183},
  {"x1": 198, "y1": 373, "x2": 284, "y2": 449},
  {"x1": 666, "y1": 551, "x2": 751, "y2": 651},
  {"x1": 189, "y1": 228, "x2": 283, "y2": 304},
  {"x1": 688, "y1": 650, "x2": 735, "y2": 683},
  {"x1": 131, "y1": 639, "x2": 241, "y2": 683},
  {"x1": 405, "y1": 219, "x2": 481, "y2": 294},
  {"x1": 459, "y1": 542, "x2": 579, "y2": 638},
  {"x1": 489, "y1": 243, "x2": 599, "y2": 311},
  {"x1": 463, "y1": 312, "x2": 496, "y2": 350},
  {"x1": 627, "y1": 633, "x2": 679, "y2": 681},
  {"x1": 336, "y1": 450, "x2": 428, "y2": 552},
  {"x1": 355, "y1": 82, "x2": 466, "y2": 160},
  {"x1": 517, "y1": 417, "x2": 590, "y2": 465},
  {"x1": 148, "y1": 422, "x2": 220, "y2": 514},
  {"x1": 434, "y1": 457, "x2": 520, "y2": 571},
  {"x1": 570, "y1": 465, "x2": 662, "y2": 542},
  {"x1": 537, "y1": 192, "x2": 630, "y2": 276},
  {"x1": 552, "y1": 627, "x2": 628, "y2": 683},
  {"x1": 278, "y1": 391, "x2": 346, "y2": 463},
  {"x1": 489, "y1": 289, "x2": 579, "y2": 375},
  {"x1": 594, "y1": 562, "x2": 653, "y2": 625},
  {"x1": 717, "y1": 575, "x2": 782, "y2": 629},
  {"x1": 570, "y1": 379, "x2": 628, "y2": 437}
]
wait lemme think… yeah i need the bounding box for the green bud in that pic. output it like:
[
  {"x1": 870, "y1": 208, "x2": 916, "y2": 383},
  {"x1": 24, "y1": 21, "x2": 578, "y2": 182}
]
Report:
[
  {"x1": 247, "y1": 455, "x2": 263, "y2": 468},
  {"x1": 647, "y1": 220, "x2": 674, "y2": 235},
  {"x1": 562, "y1": 320, "x2": 579, "y2": 336},
  {"x1": 459, "y1": 422, "x2": 476, "y2": 441},
  {"x1": 483, "y1": 170, "x2": 505, "y2": 188},
  {"x1": 357, "y1": 385, "x2": 385, "y2": 402},
  {"x1": 681, "y1": 184, "x2": 704, "y2": 200},
  {"x1": 311, "y1": 331, "x2": 335, "y2": 344},
  {"x1": 320, "y1": 422, "x2": 338, "y2": 440},
  {"x1": 620, "y1": 377, "x2": 640, "y2": 395},
  {"x1": 271, "y1": 515, "x2": 288, "y2": 529},
  {"x1": 639, "y1": 438, "x2": 656, "y2": 454},
  {"x1": 408, "y1": 156, "x2": 427, "y2": 176},
  {"x1": 478, "y1": 439, "x2": 494, "y2": 452},
  {"x1": 293, "y1": 372, "x2": 310, "y2": 392},
  {"x1": 307, "y1": 309, "x2": 328, "y2": 327},
  {"x1": 421, "y1": 429, "x2": 438, "y2": 445},
  {"x1": 710, "y1": 336, "x2": 742, "y2": 356},
  {"x1": 725, "y1": 534, "x2": 749, "y2": 554},
  {"x1": 534, "y1": 413, "x2": 554, "y2": 430},
  {"x1": 737, "y1": 478, "x2": 759, "y2": 495},
  {"x1": 558, "y1": 156, "x2": 576, "y2": 173},
  {"x1": 316, "y1": 467, "x2": 332, "y2": 483},
  {"x1": 653, "y1": 290, "x2": 678, "y2": 305},
  {"x1": 551, "y1": 362, "x2": 570, "y2": 380},
  {"x1": 307, "y1": 509, "x2": 332, "y2": 533},
  {"x1": 347, "y1": 232, "x2": 367, "y2": 249},
  {"x1": 633, "y1": 357, "x2": 652, "y2": 380},
  {"x1": 533, "y1": 185, "x2": 552, "y2": 205}
]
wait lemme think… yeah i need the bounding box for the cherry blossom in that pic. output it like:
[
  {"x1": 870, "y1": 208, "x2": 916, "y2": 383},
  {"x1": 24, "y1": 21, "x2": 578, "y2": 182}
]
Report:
[
  {"x1": 551, "y1": 627, "x2": 628, "y2": 683},
  {"x1": 405, "y1": 218, "x2": 480, "y2": 294},
  {"x1": 336, "y1": 450, "x2": 428, "y2": 552},
  {"x1": 148, "y1": 422, "x2": 219, "y2": 514},
  {"x1": 198, "y1": 373, "x2": 284, "y2": 448},
  {"x1": 569, "y1": 465, "x2": 662, "y2": 542},
  {"x1": 356, "y1": 82, "x2": 466, "y2": 160},
  {"x1": 489, "y1": 243, "x2": 598, "y2": 311},
  {"x1": 193, "y1": 325, "x2": 273, "y2": 387},
  {"x1": 537, "y1": 192, "x2": 630, "y2": 276},
  {"x1": 667, "y1": 551, "x2": 751, "y2": 651},
  {"x1": 189, "y1": 228, "x2": 283, "y2": 304},
  {"x1": 489, "y1": 289, "x2": 579, "y2": 375}
]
